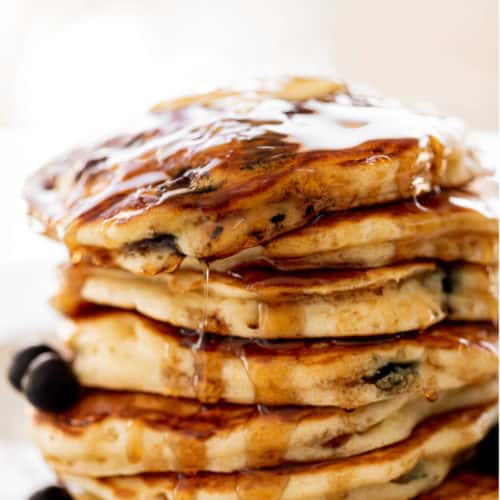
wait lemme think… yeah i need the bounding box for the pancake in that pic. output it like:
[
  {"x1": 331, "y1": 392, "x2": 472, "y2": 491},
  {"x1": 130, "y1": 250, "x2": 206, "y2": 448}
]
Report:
[
  {"x1": 418, "y1": 469, "x2": 498, "y2": 499},
  {"x1": 64, "y1": 313, "x2": 498, "y2": 406},
  {"x1": 25, "y1": 77, "x2": 482, "y2": 270},
  {"x1": 447, "y1": 263, "x2": 498, "y2": 323},
  {"x1": 113, "y1": 177, "x2": 499, "y2": 275},
  {"x1": 260, "y1": 177, "x2": 498, "y2": 269},
  {"x1": 31, "y1": 379, "x2": 497, "y2": 476},
  {"x1": 59, "y1": 404, "x2": 498, "y2": 500},
  {"x1": 53, "y1": 261, "x2": 497, "y2": 339}
]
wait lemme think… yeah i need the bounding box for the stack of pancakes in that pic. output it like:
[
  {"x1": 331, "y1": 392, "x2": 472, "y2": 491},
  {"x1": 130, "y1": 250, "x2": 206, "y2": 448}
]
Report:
[{"x1": 24, "y1": 77, "x2": 498, "y2": 499}]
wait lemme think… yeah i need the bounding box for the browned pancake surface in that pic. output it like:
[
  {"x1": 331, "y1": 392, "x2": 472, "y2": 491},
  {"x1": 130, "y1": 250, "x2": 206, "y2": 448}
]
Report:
[
  {"x1": 25, "y1": 77, "x2": 480, "y2": 265},
  {"x1": 32, "y1": 380, "x2": 497, "y2": 475}
]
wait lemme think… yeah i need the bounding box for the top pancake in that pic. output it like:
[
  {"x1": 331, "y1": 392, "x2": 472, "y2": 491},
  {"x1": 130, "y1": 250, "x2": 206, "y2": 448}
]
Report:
[{"x1": 25, "y1": 76, "x2": 482, "y2": 265}]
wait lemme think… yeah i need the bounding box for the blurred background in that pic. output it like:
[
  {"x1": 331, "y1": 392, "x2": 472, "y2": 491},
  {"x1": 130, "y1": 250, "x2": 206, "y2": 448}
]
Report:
[
  {"x1": 1, "y1": 0, "x2": 498, "y2": 134},
  {"x1": 0, "y1": 0, "x2": 498, "y2": 496}
]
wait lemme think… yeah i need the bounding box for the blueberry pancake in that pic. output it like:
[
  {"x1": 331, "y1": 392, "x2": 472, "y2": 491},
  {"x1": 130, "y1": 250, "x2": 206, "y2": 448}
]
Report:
[
  {"x1": 105, "y1": 176, "x2": 498, "y2": 275},
  {"x1": 16, "y1": 75, "x2": 499, "y2": 500},
  {"x1": 64, "y1": 313, "x2": 498, "y2": 406},
  {"x1": 53, "y1": 261, "x2": 496, "y2": 339},
  {"x1": 31, "y1": 379, "x2": 497, "y2": 476},
  {"x1": 58, "y1": 404, "x2": 498, "y2": 500},
  {"x1": 446, "y1": 263, "x2": 498, "y2": 323},
  {"x1": 25, "y1": 77, "x2": 482, "y2": 272},
  {"x1": 212, "y1": 177, "x2": 496, "y2": 274}
]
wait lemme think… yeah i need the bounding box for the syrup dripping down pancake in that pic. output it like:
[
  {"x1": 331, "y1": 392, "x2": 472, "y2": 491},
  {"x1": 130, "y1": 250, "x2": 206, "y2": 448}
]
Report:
[
  {"x1": 31, "y1": 380, "x2": 497, "y2": 476},
  {"x1": 25, "y1": 77, "x2": 483, "y2": 268},
  {"x1": 64, "y1": 313, "x2": 498, "y2": 406},
  {"x1": 58, "y1": 404, "x2": 498, "y2": 500},
  {"x1": 53, "y1": 262, "x2": 497, "y2": 339}
]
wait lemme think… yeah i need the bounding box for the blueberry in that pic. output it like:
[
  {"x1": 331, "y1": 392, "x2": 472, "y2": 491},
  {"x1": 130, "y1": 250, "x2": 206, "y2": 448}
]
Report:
[
  {"x1": 8, "y1": 344, "x2": 57, "y2": 391},
  {"x1": 442, "y1": 275, "x2": 454, "y2": 294},
  {"x1": 24, "y1": 356, "x2": 80, "y2": 412},
  {"x1": 472, "y1": 424, "x2": 499, "y2": 475},
  {"x1": 28, "y1": 486, "x2": 72, "y2": 500}
]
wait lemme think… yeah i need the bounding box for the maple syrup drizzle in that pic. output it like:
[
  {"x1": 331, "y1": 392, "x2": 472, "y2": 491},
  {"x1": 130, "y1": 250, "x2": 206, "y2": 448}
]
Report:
[
  {"x1": 170, "y1": 433, "x2": 206, "y2": 473},
  {"x1": 246, "y1": 413, "x2": 294, "y2": 469},
  {"x1": 192, "y1": 262, "x2": 209, "y2": 399},
  {"x1": 422, "y1": 388, "x2": 439, "y2": 402},
  {"x1": 233, "y1": 340, "x2": 296, "y2": 468},
  {"x1": 190, "y1": 262, "x2": 226, "y2": 404},
  {"x1": 235, "y1": 472, "x2": 290, "y2": 500},
  {"x1": 125, "y1": 420, "x2": 144, "y2": 464},
  {"x1": 25, "y1": 78, "x2": 471, "y2": 253},
  {"x1": 172, "y1": 472, "x2": 288, "y2": 500},
  {"x1": 172, "y1": 474, "x2": 196, "y2": 500}
]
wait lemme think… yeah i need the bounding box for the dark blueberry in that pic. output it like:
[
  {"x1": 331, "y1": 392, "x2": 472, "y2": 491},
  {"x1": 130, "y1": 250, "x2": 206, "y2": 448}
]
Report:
[
  {"x1": 471, "y1": 424, "x2": 499, "y2": 475},
  {"x1": 442, "y1": 275, "x2": 454, "y2": 294},
  {"x1": 210, "y1": 225, "x2": 224, "y2": 240},
  {"x1": 363, "y1": 362, "x2": 418, "y2": 391},
  {"x1": 7, "y1": 344, "x2": 57, "y2": 391},
  {"x1": 270, "y1": 213, "x2": 285, "y2": 224},
  {"x1": 24, "y1": 356, "x2": 80, "y2": 412},
  {"x1": 28, "y1": 486, "x2": 72, "y2": 500}
]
